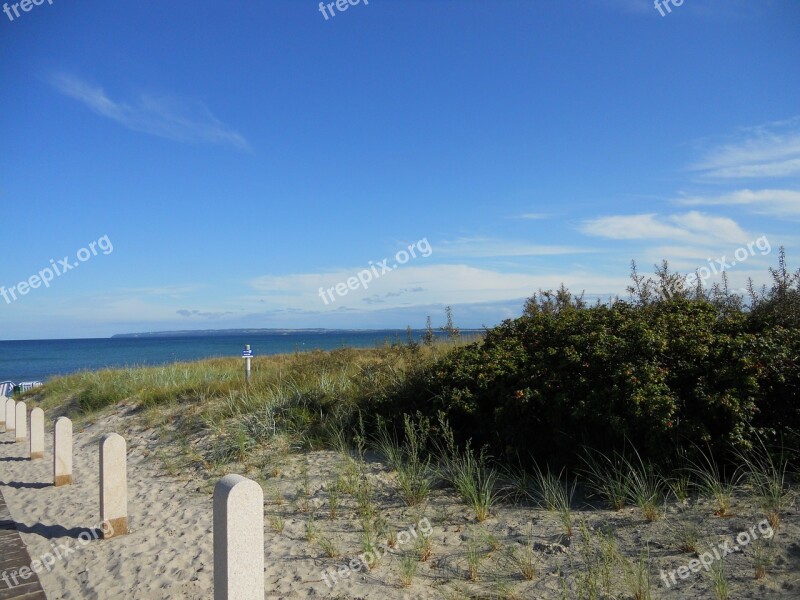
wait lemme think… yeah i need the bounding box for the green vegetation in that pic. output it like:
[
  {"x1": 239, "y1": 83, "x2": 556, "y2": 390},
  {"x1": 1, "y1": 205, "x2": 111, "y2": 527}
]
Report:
[
  {"x1": 27, "y1": 255, "x2": 800, "y2": 478},
  {"x1": 434, "y1": 414, "x2": 500, "y2": 522},
  {"x1": 376, "y1": 251, "x2": 800, "y2": 469},
  {"x1": 372, "y1": 414, "x2": 434, "y2": 507},
  {"x1": 20, "y1": 256, "x2": 799, "y2": 599}
]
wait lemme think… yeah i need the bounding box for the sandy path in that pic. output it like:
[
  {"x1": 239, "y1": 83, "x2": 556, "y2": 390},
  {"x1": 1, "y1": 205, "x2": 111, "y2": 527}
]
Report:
[
  {"x1": 3, "y1": 406, "x2": 798, "y2": 599},
  {"x1": 0, "y1": 410, "x2": 215, "y2": 599},
  {"x1": 0, "y1": 410, "x2": 435, "y2": 599}
]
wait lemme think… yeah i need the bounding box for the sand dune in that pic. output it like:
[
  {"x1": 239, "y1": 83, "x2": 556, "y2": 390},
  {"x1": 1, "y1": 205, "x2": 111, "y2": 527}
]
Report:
[{"x1": 2, "y1": 406, "x2": 798, "y2": 599}]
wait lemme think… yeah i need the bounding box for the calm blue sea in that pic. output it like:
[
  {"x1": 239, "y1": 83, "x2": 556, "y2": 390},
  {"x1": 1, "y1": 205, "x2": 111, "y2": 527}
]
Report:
[{"x1": 0, "y1": 330, "x2": 430, "y2": 382}]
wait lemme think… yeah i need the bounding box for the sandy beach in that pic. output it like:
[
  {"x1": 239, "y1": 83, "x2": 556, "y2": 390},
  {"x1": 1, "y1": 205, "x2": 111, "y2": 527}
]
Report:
[
  {"x1": 0, "y1": 406, "x2": 450, "y2": 599},
  {"x1": 0, "y1": 402, "x2": 798, "y2": 599}
]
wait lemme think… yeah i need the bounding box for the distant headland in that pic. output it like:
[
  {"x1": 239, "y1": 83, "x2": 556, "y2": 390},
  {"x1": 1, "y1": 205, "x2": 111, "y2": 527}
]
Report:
[{"x1": 110, "y1": 328, "x2": 410, "y2": 339}]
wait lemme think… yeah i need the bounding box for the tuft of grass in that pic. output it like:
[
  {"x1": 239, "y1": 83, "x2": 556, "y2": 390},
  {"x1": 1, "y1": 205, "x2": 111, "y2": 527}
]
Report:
[
  {"x1": 582, "y1": 446, "x2": 665, "y2": 521},
  {"x1": 355, "y1": 477, "x2": 377, "y2": 521},
  {"x1": 414, "y1": 531, "x2": 433, "y2": 562},
  {"x1": 622, "y1": 547, "x2": 652, "y2": 600},
  {"x1": 532, "y1": 463, "x2": 576, "y2": 536},
  {"x1": 671, "y1": 520, "x2": 701, "y2": 553},
  {"x1": 498, "y1": 464, "x2": 536, "y2": 505},
  {"x1": 374, "y1": 414, "x2": 435, "y2": 507},
  {"x1": 435, "y1": 415, "x2": 499, "y2": 522},
  {"x1": 269, "y1": 515, "x2": 285, "y2": 534},
  {"x1": 708, "y1": 560, "x2": 729, "y2": 600},
  {"x1": 465, "y1": 537, "x2": 482, "y2": 582},
  {"x1": 505, "y1": 522, "x2": 537, "y2": 581},
  {"x1": 317, "y1": 534, "x2": 339, "y2": 558},
  {"x1": 360, "y1": 524, "x2": 381, "y2": 570},
  {"x1": 581, "y1": 448, "x2": 631, "y2": 511},
  {"x1": 372, "y1": 419, "x2": 404, "y2": 470},
  {"x1": 339, "y1": 457, "x2": 360, "y2": 495},
  {"x1": 398, "y1": 550, "x2": 418, "y2": 587},
  {"x1": 737, "y1": 438, "x2": 795, "y2": 530},
  {"x1": 752, "y1": 540, "x2": 771, "y2": 580},
  {"x1": 358, "y1": 512, "x2": 388, "y2": 570},
  {"x1": 300, "y1": 463, "x2": 311, "y2": 495},
  {"x1": 325, "y1": 477, "x2": 341, "y2": 519},
  {"x1": 482, "y1": 532, "x2": 501, "y2": 553},
  {"x1": 686, "y1": 447, "x2": 742, "y2": 517},
  {"x1": 491, "y1": 578, "x2": 522, "y2": 600},
  {"x1": 667, "y1": 474, "x2": 692, "y2": 504},
  {"x1": 209, "y1": 422, "x2": 258, "y2": 466},
  {"x1": 295, "y1": 485, "x2": 311, "y2": 513},
  {"x1": 305, "y1": 512, "x2": 317, "y2": 542},
  {"x1": 576, "y1": 522, "x2": 618, "y2": 598},
  {"x1": 624, "y1": 449, "x2": 666, "y2": 522}
]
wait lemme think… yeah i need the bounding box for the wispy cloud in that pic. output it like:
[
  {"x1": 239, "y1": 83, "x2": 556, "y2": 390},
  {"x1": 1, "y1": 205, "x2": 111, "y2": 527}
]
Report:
[
  {"x1": 117, "y1": 284, "x2": 206, "y2": 297},
  {"x1": 513, "y1": 213, "x2": 550, "y2": 220},
  {"x1": 676, "y1": 189, "x2": 800, "y2": 218},
  {"x1": 176, "y1": 309, "x2": 234, "y2": 319},
  {"x1": 580, "y1": 211, "x2": 750, "y2": 245},
  {"x1": 249, "y1": 264, "x2": 627, "y2": 311},
  {"x1": 437, "y1": 237, "x2": 593, "y2": 258},
  {"x1": 362, "y1": 287, "x2": 425, "y2": 305},
  {"x1": 49, "y1": 73, "x2": 249, "y2": 149},
  {"x1": 691, "y1": 117, "x2": 800, "y2": 179}
]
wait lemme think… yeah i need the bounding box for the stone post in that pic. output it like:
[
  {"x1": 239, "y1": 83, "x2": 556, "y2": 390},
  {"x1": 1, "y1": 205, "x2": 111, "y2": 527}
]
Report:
[
  {"x1": 14, "y1": 402, "x2": 27, "y2": 443},
  {"x1": 213, "y1": 474, "x2": 264, "y2": 600},
  {"x1": 99, "y1": 433, "x2": 128, "y2": 538},
  {"x1": 5, "y1": 399, "x2": 15, "y2": 433},
  {"x1": 30, "y1": 407, "x2": 45, "y2": 459},
  {"x1": 54, "y1": 416, "x2": 73, "y2": 486}
]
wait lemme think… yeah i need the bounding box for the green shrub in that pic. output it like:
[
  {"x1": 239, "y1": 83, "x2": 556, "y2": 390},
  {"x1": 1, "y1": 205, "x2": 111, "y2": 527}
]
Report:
[{"x1": 375, "y1": 257, "x2": 800, "y2": 468}]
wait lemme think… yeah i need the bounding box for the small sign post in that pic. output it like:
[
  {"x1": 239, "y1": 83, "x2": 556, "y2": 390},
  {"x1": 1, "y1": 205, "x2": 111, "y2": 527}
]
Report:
[{"x1": 242, "y1": 345, "x2": 253, "y2": 385}]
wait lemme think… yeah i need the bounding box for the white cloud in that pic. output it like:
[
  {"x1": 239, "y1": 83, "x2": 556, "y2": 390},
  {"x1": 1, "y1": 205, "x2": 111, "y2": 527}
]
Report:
[
  {"x1": 513, "y1": 213, "x2": 549, "y2": 220},
  {"x1": 49, "y1": 73, "x2": 249, "y2": 149},
  {"x1": 116, "y1": 284, "x2": 207, "y2": 297},
  {"x1": 676, "y1": 189, "x2": 800, "y2": 218},
  {"x1": 691, "y1": 117, "x2": 800, "y2": 179},
  {"x1": 249, "y1": 264, "x2": 628, "y2": 311},
  {"x1": 436, "y1": 237, "x2": 594, "y2": 258},
  {"x1": 579, "y1": 211, "x2": 750, "y2": 245}
]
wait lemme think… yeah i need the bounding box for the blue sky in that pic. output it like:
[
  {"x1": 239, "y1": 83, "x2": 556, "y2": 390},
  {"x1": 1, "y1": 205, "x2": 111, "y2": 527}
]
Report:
[{"x1": 1, "y1": 0, "x2": 799, "y2": 340}]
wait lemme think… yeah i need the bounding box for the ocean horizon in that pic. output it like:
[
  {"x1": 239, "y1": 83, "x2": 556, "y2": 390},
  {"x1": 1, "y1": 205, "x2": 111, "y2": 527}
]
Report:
[{"x1": 0, "y1": 329, "x2": 467, "y2": 382}]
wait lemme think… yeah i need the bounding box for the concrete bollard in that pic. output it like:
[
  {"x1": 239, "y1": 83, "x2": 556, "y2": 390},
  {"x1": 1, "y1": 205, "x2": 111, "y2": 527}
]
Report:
[
  {"x1": 30, "y1": 407, "x2": 45, "y2": 459},
  {"x1": 5, "y1": 399, "x2": 15, "y2": 433},
  {"x1": 54, "y1": 416, "x2": 73, "y2": 486},
  {"x1": 100, "y1": 433, "x2": 128, "y2": 538},
  {"x1": 213, "y1": 474, "x2": 264, "y2": 600},
  {"x1": 14, "y1": 402, "x2": 27, "y2": 443},
  {"x1": 0, "y1": 398, "x2": 5, "y2": 428}
]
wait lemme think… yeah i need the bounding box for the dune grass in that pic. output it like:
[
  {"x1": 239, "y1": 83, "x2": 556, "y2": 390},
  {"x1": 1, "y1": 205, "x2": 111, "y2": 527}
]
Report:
[
  {"x1": 434, "y1": 415, "x2": 500, "y2": 522},
  {"x1": 27, "y1": 339, "x2": 470, "y2": 470},
  {"x1": 16, "y1": 327, "x2": 800, "y2": 598}
]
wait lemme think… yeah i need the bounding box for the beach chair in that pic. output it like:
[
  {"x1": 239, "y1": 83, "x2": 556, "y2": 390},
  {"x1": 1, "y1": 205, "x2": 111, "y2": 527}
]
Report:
[
  {"x1": 19, "y1": 381, "x2": 43, "y2": 393},
  {"x1": 0, "y1": 381, "x2": 15, "y2": 398}
]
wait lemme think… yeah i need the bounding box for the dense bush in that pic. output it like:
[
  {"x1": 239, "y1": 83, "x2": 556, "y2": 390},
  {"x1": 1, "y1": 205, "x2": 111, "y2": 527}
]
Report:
[{"x1": 373, "y1": 253, "x2": 800, "y2": 468}]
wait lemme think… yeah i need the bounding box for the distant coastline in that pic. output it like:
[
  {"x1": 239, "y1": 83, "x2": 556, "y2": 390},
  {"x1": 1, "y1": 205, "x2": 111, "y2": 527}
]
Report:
[{"x1": 111, "y1": 328, "x2": 485, "y2": 339}]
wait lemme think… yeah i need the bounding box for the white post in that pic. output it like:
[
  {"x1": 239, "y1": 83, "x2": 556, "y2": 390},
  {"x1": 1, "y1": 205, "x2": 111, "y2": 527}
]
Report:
[
  {"x1": 5, "y1": 399, "x2": 16, "y2": 433},
  {"x1": 54, "y1": 416, "x2": 73, "y2": 486},
  {"x1": 243, "y1": 344, "x2": 252, "y2": 385},
  {"x1": 214, "y1": 474, "x2": 264, "y2": 600},
  {"x1": 100, "y1": 433, "x2": 128, "y2": 538},
  {"x1": 14, "y1": 401, "x2": 27, "y2": 443},
  {"x1": 0, "y1": 397, "x2": 5, "y2": 429},
  {"x1": 30, "y1": 407, "x2": 44, "y2": 459}
]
